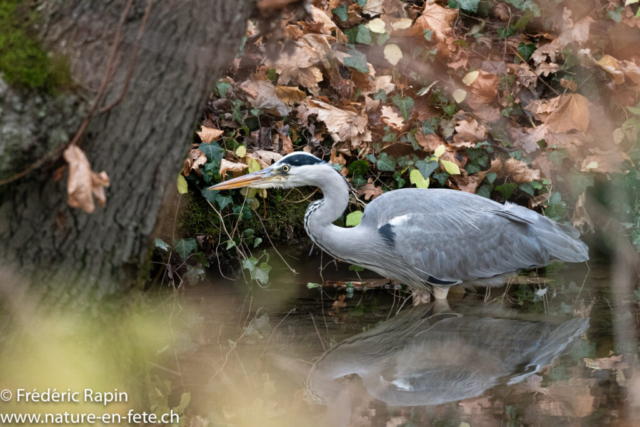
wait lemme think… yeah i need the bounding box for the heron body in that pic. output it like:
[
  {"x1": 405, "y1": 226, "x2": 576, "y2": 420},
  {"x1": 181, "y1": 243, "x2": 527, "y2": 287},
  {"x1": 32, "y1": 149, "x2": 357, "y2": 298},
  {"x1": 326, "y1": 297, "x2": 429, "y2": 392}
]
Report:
[{"x1": 209, "y1": 152, "x2": 589, "y2": 299}]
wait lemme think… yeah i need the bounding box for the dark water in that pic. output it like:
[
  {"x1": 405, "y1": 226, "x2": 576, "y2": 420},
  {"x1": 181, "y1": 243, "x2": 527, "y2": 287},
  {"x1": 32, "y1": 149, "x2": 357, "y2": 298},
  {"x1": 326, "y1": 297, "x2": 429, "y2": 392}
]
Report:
[{"x1": 173, "y1": 251, "x2": 640, "y2": 427}]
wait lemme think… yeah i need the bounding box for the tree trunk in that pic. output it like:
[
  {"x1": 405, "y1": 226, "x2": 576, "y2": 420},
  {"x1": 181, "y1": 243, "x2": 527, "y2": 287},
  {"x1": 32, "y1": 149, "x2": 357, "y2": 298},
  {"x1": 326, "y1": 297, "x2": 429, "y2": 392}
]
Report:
[{"x1": 0, "y1": 0, "x2": 251, "y2": 300}]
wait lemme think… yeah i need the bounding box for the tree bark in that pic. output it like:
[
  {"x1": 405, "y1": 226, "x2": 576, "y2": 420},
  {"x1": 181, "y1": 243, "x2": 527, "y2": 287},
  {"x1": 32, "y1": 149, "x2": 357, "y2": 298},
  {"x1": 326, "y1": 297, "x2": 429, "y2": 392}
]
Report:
[{"x1": 0, "y1": 0, "x2": 251, "y2": 300}]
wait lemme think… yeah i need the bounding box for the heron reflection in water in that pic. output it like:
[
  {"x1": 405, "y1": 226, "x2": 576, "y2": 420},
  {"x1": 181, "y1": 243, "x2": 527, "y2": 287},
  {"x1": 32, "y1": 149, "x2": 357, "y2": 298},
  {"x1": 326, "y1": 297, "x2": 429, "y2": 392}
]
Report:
[
  {"x1": 209, "y1": 152, "x2": 589, "y2": 300},
  {"x1": 302, "y1": 300, "x2": 589, "y2": 426}
]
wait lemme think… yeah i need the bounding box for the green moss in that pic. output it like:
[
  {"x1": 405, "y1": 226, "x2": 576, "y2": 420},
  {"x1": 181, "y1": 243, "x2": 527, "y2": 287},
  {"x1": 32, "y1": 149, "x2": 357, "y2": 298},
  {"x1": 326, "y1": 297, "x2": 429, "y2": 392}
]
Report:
[
  {"x1": 0, "y1": 0, "x2": 71, "y2": 92},
  {"x1": 179, "y1": 189, "x2": 316, "y2": 244}
]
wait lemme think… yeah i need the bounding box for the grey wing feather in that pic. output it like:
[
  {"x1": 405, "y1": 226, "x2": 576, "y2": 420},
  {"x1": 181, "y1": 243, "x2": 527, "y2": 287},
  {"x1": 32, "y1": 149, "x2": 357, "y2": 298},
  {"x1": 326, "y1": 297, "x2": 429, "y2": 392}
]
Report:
[{"x1": 362, "y1": 189, "x2": 588, "y2": 284}]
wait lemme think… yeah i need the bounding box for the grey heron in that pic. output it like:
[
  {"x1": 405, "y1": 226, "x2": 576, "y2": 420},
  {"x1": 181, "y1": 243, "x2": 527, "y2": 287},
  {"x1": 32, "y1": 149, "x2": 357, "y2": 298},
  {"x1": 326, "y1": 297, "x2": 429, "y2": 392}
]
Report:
[{"x1": 208, "y1": 152, "x2": 589, "y2": 299}]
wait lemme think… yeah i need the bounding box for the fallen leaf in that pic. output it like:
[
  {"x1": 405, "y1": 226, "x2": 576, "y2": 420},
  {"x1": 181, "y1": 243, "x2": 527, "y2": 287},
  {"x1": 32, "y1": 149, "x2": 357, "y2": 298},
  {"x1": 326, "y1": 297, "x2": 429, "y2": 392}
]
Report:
[
  {"x1": 503, "y1": 158, "x2": 540, "y2": 183},
  {"x1": 366, "y1": 18, "x2": 387, "y2": 33},
  {"x1": 467, "y1": 71, "x2": 499, "y2": 109},
  {"x1": 219, "y1": 159, "x2": 249, "y2": 177},
  {"x1": 63, "y1": 145, "x2": 110, "y2": 214},
  {"x1": 416, "y1": 132, "x2": 444, "y2": 152},
  {"x1": 462, "y1": 70, "x2": 480, "y2": 86},
  {"x1": 247, "y1": 150, "x2": 283, "y2": 169},
  {"x1": 560, "y1": 78, "x2": 578, "y2": 92},
  {"x1": 453, "y1": 89, "x2": 467, "y2": 103},
  {"x1": 357, "y1": 178, "x2": 384, "y2": 200},
  {"x1": 531, "y1": 9, "x2": 594, "y2": 65},
  {"x1": 275, "y1": 86, "x2": 307, "y2": 105},
  {"x1": 362, "y1": 0, "x2": 384, "y2": 16},
  {"x1": 240, "y1": 79, "x2": 291, "y2": 116},
  {"x1": 183, "y1": 148, "x2": 208, "y2": 176},
  {"x1": 410, "y1": 3, "x2": 458, "y2": 42},
  {"x1": 299, "y1": 99, "x2": 371, "y2": 148},
  {"x1": 381, "y1": 106, "x2": 405, "y2": 129},
  {"x1": 197, "y1": 126, "x2": 224, "y2": 143},
  {"x1": 384, "y1": 44, "x2": 403, "y2": 66},
  {"x1": 453, "y1": 118, "x2": 486, "y2": 147}
]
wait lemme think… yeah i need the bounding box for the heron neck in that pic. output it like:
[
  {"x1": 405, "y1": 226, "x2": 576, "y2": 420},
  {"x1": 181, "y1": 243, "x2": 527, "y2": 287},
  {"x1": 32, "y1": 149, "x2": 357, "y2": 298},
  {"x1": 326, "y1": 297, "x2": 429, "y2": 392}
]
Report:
[{"x1": 307, "y1": 169, "x2": 350, "y2": 227}]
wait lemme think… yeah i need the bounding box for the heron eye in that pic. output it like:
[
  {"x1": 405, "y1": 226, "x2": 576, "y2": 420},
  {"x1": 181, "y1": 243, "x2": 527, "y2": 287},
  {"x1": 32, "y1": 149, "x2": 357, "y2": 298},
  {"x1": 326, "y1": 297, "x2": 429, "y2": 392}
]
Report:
[{"x1": 281, "y1": 165, "x2": 290, "y2": 173}]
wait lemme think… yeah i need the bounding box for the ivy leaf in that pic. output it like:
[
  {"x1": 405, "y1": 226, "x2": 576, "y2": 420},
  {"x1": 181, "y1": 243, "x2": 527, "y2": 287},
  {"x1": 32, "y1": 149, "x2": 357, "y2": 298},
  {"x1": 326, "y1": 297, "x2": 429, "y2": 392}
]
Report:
[
  {"x1": 547, "y1": 149, "x2": 568, "y2": 166},
  {"x1": 344, "y1": 49, "x2": 370, "y2": 73},
  {"x1": 346, "y1": 211, "x2": 363, "y2": 226},
  {"x1": 357, "y1": 0, "x2": 367, "y2": 6},
  {"x1": 177, "y1": 174, "x2": 188, "y2": 194},
  {"x1": 174, "y1": 238, "x2": 198, "y2": 260},
  {"x1": 477, "y1": 184, "x2": 492, "y2": 198},
  {"x1": 440, "y1": 160, "x2": 461, "y2": 175},
  {"x1": 485, "y1": 172, "x2": 497, "y2": 184},
  {"x1": 518, "y1": 42, "x2": 536, "y2": 61},
  {"x1": 332, "y1": 4, "x2": 348, "y2": 21},
  {"x1": 416, "y1": 160, "x2": 440, "y2": 179},
  {"x1": 410, "y1": 169, "x2": 430, "y2": 188},
  {"x1": 495, "y1": 182, "x2": 518, "y2": 199},
  {"x1": 216, "y1": 81, "x2": 231, "y2": 98},
  {"x1": 376, "y1": 153, "x2": 396, "y2": 171},
  {"x1": 355, "y1": 25, "x2": 372, "y2": 45},
  {"x1": 423, "y1": 30, "x2": 433, "y2": 41},
  {"x1": 519, "y1": 182, "x2": 535, "y2": 196},
  {"x1": 199, "y1": 142, "x2": 224, "y2": 163},
  {"x1": 217, "y1": 195, "x2": 233, "y2": 210},
  {"x1": 155, "y1": 238, "x2": 170, "y2": 252},
  {"x1": 373, "y1": 89, "x2": 387, "y2": 103},
  {"x1": 568, "y1": 170, "x2": 594, "y2": 198},
  {"x1": 349, "y1": 265, "x2": 364, "y2": 272},
  {"x1": 458, "y1": 0, "x2": 480, "y2": 12},
  {"x1": 253, "y1": 262, "x2": 272, "y2": 284},
  {"x1": 392, "y1": 94, "x2": 414, "y2": 121}
]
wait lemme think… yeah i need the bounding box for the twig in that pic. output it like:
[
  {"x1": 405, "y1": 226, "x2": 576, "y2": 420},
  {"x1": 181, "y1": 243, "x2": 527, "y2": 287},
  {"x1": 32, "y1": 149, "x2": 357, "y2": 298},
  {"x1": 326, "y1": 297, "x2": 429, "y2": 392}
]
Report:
[
  {"x1": 254, "y1": 211, "x2": 298, "y2": 274},
  {"x1": 309, "y1": 312, "x2": 326, "y2": 351},
  {"x1": 259, "y1": 307, "x2": 297, "y2": 359}
]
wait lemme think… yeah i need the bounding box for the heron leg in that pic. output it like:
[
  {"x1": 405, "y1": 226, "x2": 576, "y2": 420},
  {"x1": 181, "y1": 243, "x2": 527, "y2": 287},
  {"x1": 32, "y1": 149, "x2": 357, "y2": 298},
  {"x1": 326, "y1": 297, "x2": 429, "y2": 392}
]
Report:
[{"x1": 432, "y1": 286, "x2": 450, "y2": 300}]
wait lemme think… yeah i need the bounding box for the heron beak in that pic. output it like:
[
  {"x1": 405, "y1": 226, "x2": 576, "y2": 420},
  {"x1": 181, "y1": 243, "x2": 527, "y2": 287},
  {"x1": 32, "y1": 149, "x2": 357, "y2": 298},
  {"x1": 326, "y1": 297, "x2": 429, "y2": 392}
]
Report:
[{"x1": 207, "y1": 168, "x2": 273, "y2": 191}]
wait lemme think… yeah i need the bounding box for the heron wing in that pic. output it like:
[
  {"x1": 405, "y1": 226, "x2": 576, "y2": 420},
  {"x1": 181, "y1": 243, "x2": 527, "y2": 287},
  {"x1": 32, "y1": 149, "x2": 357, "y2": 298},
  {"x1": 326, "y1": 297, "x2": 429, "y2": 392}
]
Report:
[{"x1": 361, "y1": 189, "x2": 560, "y2": 283}]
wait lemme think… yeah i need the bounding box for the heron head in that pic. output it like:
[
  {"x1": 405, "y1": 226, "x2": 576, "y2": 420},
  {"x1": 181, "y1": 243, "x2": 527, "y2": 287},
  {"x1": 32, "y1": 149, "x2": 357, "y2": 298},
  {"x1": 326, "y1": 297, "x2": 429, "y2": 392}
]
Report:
[{"x1": 207, "y1": 152, "x2": 334, "y2": 191}]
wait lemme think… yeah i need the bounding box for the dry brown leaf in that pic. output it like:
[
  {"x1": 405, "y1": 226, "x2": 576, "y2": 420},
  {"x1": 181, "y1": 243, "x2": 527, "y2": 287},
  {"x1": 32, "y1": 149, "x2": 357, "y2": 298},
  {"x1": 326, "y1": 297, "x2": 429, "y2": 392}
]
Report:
[
  {"x1": 416, "y1": 132, "x2": 444, "y2": 152},
  {"x1": 580, "y1": 150, "x2": 630, "y2": 174},
  {"x1": 239, "y1": 80, "x2": 290, "y2": 116},
  {"x1": 197, "y1": 126, "x2": 224, "y2": 143},
  {"x1": 362, "y1": 0, "x2": 384, "y2": 16},
  {"x1": 357, "y1": 178, "x2": 383, "y2": 200},
  {"x1": 63, "y1": 145, "x2": 110, "y2": 214},
  {"x1": 298, "y1": 99, "x2": 371, "y2": 148},
  {"x1": 535, "y1": 62, "x2": 559, "y2": 77},
  {"x1": 381, "y1": 106, "x2": 405, "y2": 129},
  {"x1": 453, "y1": 118, "x2": 486, "y2": 147},
  {"x1": 560, "y1": 78, "x2": 578, "y2": 92},
  {"x1": 219, "y1": 159, "x2": 249, "y2": 177},
  {"x1": 466, "y1": 71, "x2": 499, "y2": 109},
  {"x1": 247, "y1": 150, "x2": 283, "y2": 169},
  {"x1": 450, "y1": 172, "x2": 482, "y2": 193},
  {"x1": 183, "y1": 148, "x2": 208, "y2": 177},
  {"x1": 310, "y1": 6, "x2": 337, "y2": 35},
  {"x1": 503, "y1": 158, "x2": 540, "y2": 183},
  {"x1": 409, "y1": 3, "x2": 457, "y2": 42},
  {"x1": 531, "y1": 9, "x2": 593, "y2": 65},
  {"x1": 275, "y1": 86, "x2": 307, "y2": 105},
  {"x1": 267, "y1": 33, "x2": 332, "y2": 95}
]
